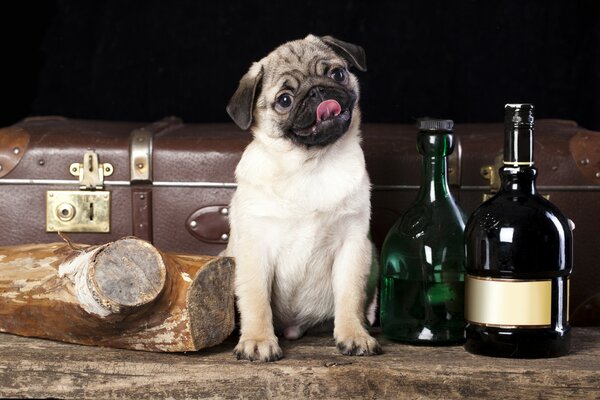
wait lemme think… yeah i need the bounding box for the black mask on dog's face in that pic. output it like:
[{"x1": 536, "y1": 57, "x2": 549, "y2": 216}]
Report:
[
  {"x1": 279, "y1": 74, "x2": 357, "y2": 148},
  {"x1": 226, "y1": 35, "x2": 366, "y2": 148}
]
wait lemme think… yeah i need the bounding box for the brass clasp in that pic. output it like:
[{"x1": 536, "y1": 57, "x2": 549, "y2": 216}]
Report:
[
  {"x1": 69, "y1": 150, "x2": 113, "y2": 190},
  {"x1": 481, "y1": 152, "x2": 503, "y2": 201},
  {"x1": 46, "y1": 150, "x2": 113, "y2": 233},
  {"x1": 481, "y1": 152, "x2": 549, "y2": 201}
]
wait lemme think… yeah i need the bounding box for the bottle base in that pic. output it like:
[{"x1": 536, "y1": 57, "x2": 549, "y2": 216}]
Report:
[
  {"x1": 382, "y1": 326, "x2": 466, "y2": 346},
  {"x1": 464, "y1": 324, "x2": 571, "y2": 358},
  {"x1": 386, "y1": 337, "x2": 466, "y2": 346}
]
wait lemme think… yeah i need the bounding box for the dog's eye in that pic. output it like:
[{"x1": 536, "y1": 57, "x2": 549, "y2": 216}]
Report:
[
  {"x1": 276, "y1": 93, "x2": 293, "y2": 108},
  {"x1": 330, "y1": 68, "x2": 346, "y2": 83}
]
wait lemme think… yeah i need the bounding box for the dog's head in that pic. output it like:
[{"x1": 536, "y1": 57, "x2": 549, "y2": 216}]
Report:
[{"x1": 227, "y1": 35, "x2": 366, "y2": 148}]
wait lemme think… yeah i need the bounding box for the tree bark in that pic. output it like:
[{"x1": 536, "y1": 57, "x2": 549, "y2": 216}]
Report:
[{"x1": 0, "y1": 237, "x2": 235, "y2": 352}]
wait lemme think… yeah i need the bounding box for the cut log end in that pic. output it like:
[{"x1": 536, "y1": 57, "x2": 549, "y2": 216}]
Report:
[
  {"x1": 188, "y1": 256, "x2": 236, "y2": 350},
  {"x1": 89, "y1": 238, "x2": 166, "y2": 315}
]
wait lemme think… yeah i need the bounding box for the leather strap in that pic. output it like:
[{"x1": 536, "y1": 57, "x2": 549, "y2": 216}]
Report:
[
  {"x1": 570, "y1": 130, "x2": 600, "y2": 185},
  {"x1": 130, "y1": 116, "x2": 183, "y2": 183},
  {"x1": 0, "y1": 126, "x2": 30, "y2": 178},
  {"x1": 186, "y1": 205, "x2": 230, "y2": 244},
  {"x1": 448, "y1": 135, "x2": 462, "y2": 188},
  {"x1": 129, "y1": 117, "x2": 183, "y2": 242},
  {"x1": 132, "y1": 188, "x2": 153, "y2": 242}
]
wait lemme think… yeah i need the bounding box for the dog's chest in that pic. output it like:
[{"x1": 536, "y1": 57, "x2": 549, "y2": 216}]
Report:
[{"x1": 270, "y1": 214, "x2": 339, "y2": 324}]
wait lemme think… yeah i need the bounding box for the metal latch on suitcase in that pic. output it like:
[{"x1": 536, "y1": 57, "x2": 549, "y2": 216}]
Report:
[
  {"x1": 480, "y1": 152, "x2": 503, "y2": 201},
  {"x1": 481, "y1": 151, "x2": 549, "y2": 201},
  {"x1": 46, "y1": 151, "x2": 113, "y2": 233}
]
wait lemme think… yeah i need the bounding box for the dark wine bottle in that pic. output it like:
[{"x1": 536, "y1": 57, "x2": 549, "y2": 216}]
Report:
[{"x1": 464, "y1": 104, "x2": 573, "y2": 358}]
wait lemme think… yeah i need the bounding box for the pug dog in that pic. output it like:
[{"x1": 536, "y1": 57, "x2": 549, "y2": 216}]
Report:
[{"x1": 225, "y1": 34, "x2": 381, "y2": 362}]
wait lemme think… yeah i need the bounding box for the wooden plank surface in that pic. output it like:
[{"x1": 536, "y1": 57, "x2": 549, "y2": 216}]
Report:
[{"x1": 0, "y1": 328, "x2": 598, "y2": 399}]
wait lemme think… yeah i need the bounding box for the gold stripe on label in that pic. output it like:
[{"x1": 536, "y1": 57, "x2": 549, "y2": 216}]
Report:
[{"x1": 465, "y1": 275, "x2": 552, "y2": 328}]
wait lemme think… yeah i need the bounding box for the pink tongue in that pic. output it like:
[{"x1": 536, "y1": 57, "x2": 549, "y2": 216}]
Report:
[{"x1": 316, "y1": 100, "x2": 342, "y2": 122}]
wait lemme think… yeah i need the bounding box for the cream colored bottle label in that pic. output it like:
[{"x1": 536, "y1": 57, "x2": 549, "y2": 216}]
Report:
[{"x1": 465, "y1": 275, "x2": 552, "y2": 328}]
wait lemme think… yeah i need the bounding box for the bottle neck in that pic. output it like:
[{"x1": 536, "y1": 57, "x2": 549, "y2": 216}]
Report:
[
  {"x1": 417, "y1": 154, "x2": 451, "y2": 202},
  {"x1": 499, "y1": 165, "x2": 538, "y2": 195},
  {"x1": 501, "y1": 105, "x2": 536, "y2": 195},
  {"x1": 503, "y1": 104, "x2": 534, "y2": 165}
]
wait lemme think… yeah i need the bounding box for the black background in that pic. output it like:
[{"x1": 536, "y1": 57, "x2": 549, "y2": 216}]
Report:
[{"x1": 2, "y1": 0, "x2": 600, "y2": 130}]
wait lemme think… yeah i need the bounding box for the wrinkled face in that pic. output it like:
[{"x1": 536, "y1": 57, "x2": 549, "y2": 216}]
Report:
[{"x1": 254, "y1": 37, "x2": 361, "y2": 147}]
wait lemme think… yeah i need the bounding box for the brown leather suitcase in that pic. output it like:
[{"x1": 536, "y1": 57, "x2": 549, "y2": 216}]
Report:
[
  {"x1": 0, "y1": 116, "x2": 245, "y2": 256},
  {"x1": 0, "y1": 116, "x2": 598, "y2": 325}
]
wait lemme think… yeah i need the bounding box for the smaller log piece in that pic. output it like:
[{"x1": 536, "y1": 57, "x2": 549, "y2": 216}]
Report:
[
  {"x1": 59, "y1": 238, "x2": 167, "y2": 319},
  {"x1": 0, "y1": 237, "x2": 235, "y2": 352}
]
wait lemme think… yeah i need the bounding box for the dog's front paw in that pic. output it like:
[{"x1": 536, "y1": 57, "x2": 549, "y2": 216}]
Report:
[
  {"x1": 335, "y1": 329, "x2": 383, "y2": 356},
  {"x1": 233, "y1": 337, "x2": 283, "y2": 362}
]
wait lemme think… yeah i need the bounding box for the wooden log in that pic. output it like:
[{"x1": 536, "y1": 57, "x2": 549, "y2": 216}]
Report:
[{"x1": 0, "y1": 237, "x2": 235, "y2": 352}]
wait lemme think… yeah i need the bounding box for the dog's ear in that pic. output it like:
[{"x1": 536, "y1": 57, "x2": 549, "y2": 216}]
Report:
[
  {"x1": 226, "y1": 63, "x2": 264, "y2": 130},
  {"x1": 320, "y1": 36, "x2": 367, "y2": 72}
]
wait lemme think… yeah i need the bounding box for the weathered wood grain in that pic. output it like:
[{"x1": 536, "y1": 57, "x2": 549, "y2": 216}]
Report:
[
  {"x1": 0, "y1": 239, "x2": 235, "y2": 352},
  {"x1": 0, "y1": 328, "x2": 598, "y2": 399}
]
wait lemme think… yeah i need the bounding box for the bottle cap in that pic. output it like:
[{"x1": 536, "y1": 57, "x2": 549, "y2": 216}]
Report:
[
  {"x1": 416, "y1": 118, "x2": 455, "y2": 156},
  {"x1": 417, "y1": 118, "x2": 454, "y2": 132},
  {"x1": 504, "y1": 104, "x2": 534, "y2": 128}
]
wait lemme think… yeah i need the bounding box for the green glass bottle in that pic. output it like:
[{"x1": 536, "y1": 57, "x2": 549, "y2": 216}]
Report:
[{"x1": 380, "y1": 119, "x2": 467, "y2": 344}]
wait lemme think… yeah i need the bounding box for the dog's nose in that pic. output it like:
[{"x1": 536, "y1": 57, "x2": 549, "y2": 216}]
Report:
[{"x1": 309, "y1": 86, "x2": 326, "y2": 99}]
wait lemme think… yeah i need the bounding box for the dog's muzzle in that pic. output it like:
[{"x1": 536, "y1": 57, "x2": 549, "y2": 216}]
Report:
[{"x1": 286, "y1": 85, "x2": 356, "y2": 147}]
